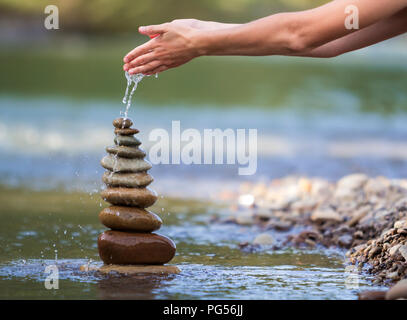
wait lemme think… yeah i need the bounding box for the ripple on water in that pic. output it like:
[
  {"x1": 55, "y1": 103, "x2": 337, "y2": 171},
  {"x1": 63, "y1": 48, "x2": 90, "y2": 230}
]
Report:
[{"x1": 0, "y1": 258, "x2": 383, "y2": 300}]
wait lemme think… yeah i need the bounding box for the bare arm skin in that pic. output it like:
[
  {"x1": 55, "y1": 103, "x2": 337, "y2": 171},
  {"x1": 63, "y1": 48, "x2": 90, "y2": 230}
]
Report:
[
  {"x1": 176, "y1": 19, "x2": 241, "y2": 31},
  {"x1": 296, "y1": 7, "x2": 407, "y2": 58},
  {"x1": 123, "y1": 0, "x2": 407, "y2": 75}
]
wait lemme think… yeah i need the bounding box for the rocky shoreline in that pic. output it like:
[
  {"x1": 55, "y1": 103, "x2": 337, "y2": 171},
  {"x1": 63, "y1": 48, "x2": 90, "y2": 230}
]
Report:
[{"x1": 215, "y1": 174, "x2": 407, "y2": 299}]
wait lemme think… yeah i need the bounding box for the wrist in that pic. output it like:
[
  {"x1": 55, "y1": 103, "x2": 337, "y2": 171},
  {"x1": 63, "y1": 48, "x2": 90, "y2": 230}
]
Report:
[{"x1": 190, "y1": 30, "x2": 212, "y2": 57}]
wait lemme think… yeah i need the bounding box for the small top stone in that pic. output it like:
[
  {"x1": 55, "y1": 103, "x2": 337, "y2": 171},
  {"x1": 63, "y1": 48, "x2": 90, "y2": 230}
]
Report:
[{"x1": 113, "y1": 117, "x2": 133, "y2": 129}]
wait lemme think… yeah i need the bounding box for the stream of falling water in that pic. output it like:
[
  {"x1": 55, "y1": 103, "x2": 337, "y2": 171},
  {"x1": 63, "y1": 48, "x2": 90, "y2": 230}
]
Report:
[
  {"x1": 122, "y1": 71, "x2": 145, "y2": 119},
  {"x1": 122, "y1": 71, "x2": 157, "y2": 120}
]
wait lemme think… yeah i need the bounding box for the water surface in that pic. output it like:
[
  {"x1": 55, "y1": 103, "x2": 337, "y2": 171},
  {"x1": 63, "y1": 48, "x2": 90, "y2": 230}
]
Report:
[{"x1": 0, "y1": 188, "x2": 381, "y2": 299}]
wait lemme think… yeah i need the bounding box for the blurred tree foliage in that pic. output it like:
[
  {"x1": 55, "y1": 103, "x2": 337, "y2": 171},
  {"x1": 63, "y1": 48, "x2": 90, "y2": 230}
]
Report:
[{"x1": 0, "y1": 0, "x2": 326, "y2": 33}]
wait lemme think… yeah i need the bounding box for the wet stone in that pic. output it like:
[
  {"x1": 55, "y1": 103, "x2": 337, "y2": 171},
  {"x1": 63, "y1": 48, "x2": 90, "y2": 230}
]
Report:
[
  {"x1": 114, "y1": 135, "x2": 142, "y2": 147},
  {"x1": 358, "y1": 290, "x2": 386, "y2": 300},
  {"x1": 114, "y1": 128, "x2": 139, "y2": 135},
  {"x1": 386, "y1": 279, "x2": 407, "y2": 300},
  {"x1": 311, "y1": 208, "x2": 342, "y2": 223},
  {"x1": 102, "y1": 171, "x2": 153, "y2": 188},
  {"x1": 106, "y1": 145, "x2": 146, "y2": 159},
  {"x1": 89, "y1": 264, "x2": 180, "y2": 275},
  {"x1": 252, "y1": 233, "x2": 274, "y2": 246},
  {"x1": 113, "y1": 117, "x2": 133, "y2": 129},
  {"x1": 98, "y1": 230, "x2": 176, "y2": 265},
  {"x1": 99, "y1": 206, "x2": 162, "y2": 232},
  {"x1": 101, "y1": 154, "x2": 152, "y2": 173},
  {"x1": 101, "y1": 187, "x2": 158, "y2": 208}
]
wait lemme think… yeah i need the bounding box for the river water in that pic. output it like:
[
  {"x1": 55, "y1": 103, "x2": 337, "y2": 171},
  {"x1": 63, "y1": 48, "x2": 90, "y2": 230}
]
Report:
[{"x1": 0, "y1": 188, "x2": 382, "y2": 299}]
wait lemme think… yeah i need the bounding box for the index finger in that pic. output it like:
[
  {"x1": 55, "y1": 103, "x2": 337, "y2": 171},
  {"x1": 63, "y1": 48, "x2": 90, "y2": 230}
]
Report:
[{"x1": 123, "y1": 41, "x2": 155, "y2": 63}]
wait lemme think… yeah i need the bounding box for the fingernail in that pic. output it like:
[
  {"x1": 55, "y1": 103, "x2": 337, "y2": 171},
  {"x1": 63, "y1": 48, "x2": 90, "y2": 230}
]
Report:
[{"x1": 139, "y1": 26, "x2": 145, "y2": 32}]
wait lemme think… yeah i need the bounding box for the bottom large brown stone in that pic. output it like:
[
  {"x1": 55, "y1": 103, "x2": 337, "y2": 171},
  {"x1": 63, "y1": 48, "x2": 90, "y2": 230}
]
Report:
[{"x1": 98, "y1": 230, "x2": 176, "y2": 265}]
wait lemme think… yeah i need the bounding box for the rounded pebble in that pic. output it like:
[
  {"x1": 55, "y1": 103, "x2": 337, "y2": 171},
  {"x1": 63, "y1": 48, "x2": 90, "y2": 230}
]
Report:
[
  {"x1": 386, "y1": 279, "x2": 407, "y2": 300},
  {"x1": 98, "y1": 230, "x2": 176, "y2": 265},
  {"x1": 101, "y1": 187, "x2": 158, "y2": 207},
  {"x1": 102, "y1": 171, "x2": 153, "y2": 188},
  {"x1": 100, "y1": 155, "x2": 151, "y2": 173},
  {"x1": 114, "y1": 128, "x2": 139, "y2": 135},
  {"x1": 113, "y1": 118, "x2": 133, "y2": 129},
  {"x1": 106, "y1": 145, "x2": 146, "y2": 159},
  {"x1": 99, "y1": 206, "x2": 162, "y2": 232}
]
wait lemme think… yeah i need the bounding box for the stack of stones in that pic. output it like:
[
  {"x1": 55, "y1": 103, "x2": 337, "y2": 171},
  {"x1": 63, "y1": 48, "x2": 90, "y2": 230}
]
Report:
[{"x1": 97, "y1": 117, "x2": 176, "y2": 266}]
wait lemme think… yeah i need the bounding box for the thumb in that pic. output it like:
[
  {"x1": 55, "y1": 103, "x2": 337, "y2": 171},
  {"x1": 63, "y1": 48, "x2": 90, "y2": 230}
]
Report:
[{"x1": 139, "y1": 24, "x2": 169, "y2": 36}]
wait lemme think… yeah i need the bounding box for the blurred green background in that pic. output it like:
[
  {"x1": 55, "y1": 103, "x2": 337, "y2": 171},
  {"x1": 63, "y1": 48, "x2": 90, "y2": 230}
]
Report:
[
  {"x1": 0, "y1": 0, "x2": 406, "y2": 113},
  {"x1": 0, "y1": 0, "x2": 326, "y2": 32},
  {"x1": 0, "y1": 0, "x2": 407, "y2": 179},
  {"x1": 1, "y1": 0, "x2": 407, "y2": 182}
]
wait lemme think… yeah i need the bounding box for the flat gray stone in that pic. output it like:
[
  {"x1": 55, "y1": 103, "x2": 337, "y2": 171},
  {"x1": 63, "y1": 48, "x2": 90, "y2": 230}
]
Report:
[
  {"x1": 102, "y1": 171, "x2": 153, "y2": 187},
  {"x1": 114, "y1": 135, "x2": 141, "y2": 147},
  {"x1": 106, "y1": 145, "x2": 146, "y2": 159},
  {"x1": 101, "y1": 155, "x2": 151, "y2": 173}
]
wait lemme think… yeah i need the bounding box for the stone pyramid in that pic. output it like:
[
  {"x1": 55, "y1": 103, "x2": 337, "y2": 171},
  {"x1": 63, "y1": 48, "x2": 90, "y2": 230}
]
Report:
[{"x1": 97, "y1": 117, "x2": 176, "y2": 266}]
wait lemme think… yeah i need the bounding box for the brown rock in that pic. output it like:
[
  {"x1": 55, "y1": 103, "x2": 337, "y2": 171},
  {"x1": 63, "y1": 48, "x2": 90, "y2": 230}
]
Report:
[
  {"x1": 358, "y1": 290, "x2": 386, "y2": 300},
  {"x1": 252, "y1": 233, "x2": 274, "y2": 246},
  {"x1": 267, "y1": 220, "x2": 292, "y2": 231},
  {"x1": 399, "y1": 245, "x2": 407, "y2": 261},
  {"x1": 79, "y1": 264, "x2": 180, "y2": 274},
  {"x1": 292, "y1": 230, "x2": 322, "y2": 246},
  {"x1": 106, "y1": 145, "x2": 146, "y2": 159},
  {"x1": 98, "y1": 230, "x2": 176, "y2": 265},
  {"x1": 389, "y1": 244, "x2": 402, "y2": 256},
  {"x1": 101, "y1": 187, "x2": 157, "y2": 207},
  {"x1": 386, "y1": 279, "x2": 407, "y2": 300},
  {"x1": 337, "y1": 173, "x2": 368, "y2": 191},
  {"x1": 100, "y1": 155, "x2": 151, "y2": 173},
  {"x1": 99, "y1": 206, "x2": 162, "y2": 232},
  {"x1": 96, "y1": 264, "x2": 180, "y2": 275},
  {"x1": 338, "y1": 234, "x2": 353, "y2": 247},
  {"x1": 102, "y1": 171, "x2": 153, "y2": 188},
  {"x1": 311, "y1": 208, "x2": 342, "y2": 223},
  {"x1": 114, "y1": 128, "x2": 139, "y2": 135},
  {"x1": 347, "y1": 206, "x2": 370, "y2": 227},
  {"x1": 394, "y1": 219, "x2": 407, "y2": 230},
  {"x1": 113, "y1": 117, "x2": 133, "y2": 129}
]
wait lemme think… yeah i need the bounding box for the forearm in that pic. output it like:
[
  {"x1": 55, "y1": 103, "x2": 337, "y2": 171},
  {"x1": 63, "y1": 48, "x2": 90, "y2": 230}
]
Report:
[
  {"x1": 195, "y1": 0, "x2": 407, "y2": 56},
  {"x1": 123, "y1": 0, "x2": 407, "y2": 74},
  {"x1": 295, "y1": 7, "x2": 407, "y2": 58}
]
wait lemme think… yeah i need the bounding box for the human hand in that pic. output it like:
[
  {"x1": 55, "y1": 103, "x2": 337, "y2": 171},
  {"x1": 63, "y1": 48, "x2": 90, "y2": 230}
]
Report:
[{"x1": 123, "y1": 20, "x2": 205, "y2": 75}]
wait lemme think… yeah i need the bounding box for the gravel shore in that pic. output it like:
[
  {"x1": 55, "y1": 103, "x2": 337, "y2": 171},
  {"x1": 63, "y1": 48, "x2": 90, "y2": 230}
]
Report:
[{"x1": 215, "y1": 173, "x2": 407, "y2": 299}]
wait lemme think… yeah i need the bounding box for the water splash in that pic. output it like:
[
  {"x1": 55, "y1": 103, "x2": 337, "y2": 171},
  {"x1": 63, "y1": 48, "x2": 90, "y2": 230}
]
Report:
[{"x1": 121, "y1": 72, "x2": 145, "y2": 119}]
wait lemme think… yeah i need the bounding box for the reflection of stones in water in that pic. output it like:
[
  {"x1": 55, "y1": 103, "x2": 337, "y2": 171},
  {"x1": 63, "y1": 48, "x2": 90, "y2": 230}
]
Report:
[{"x1": 97, "y1": 274, "x2": 175, "y2": 300}]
